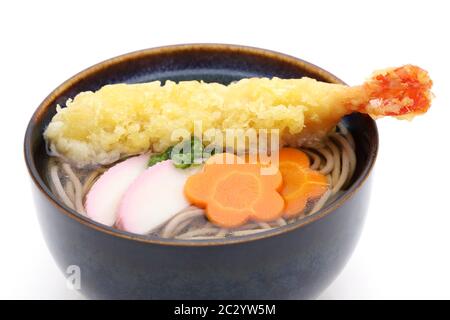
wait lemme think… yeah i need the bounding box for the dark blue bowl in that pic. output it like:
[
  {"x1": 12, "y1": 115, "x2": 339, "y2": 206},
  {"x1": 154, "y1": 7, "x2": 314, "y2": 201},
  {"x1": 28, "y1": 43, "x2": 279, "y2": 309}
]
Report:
[{"x1": 24, "y1": 44, "x2": 378, "y2": 299}]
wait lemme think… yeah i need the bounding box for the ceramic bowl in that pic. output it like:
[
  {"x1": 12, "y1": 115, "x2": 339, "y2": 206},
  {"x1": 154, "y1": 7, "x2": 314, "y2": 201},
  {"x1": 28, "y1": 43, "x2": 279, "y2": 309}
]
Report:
[{"x1": 24, "y1": 44, "x2": 378, "y2": 299}]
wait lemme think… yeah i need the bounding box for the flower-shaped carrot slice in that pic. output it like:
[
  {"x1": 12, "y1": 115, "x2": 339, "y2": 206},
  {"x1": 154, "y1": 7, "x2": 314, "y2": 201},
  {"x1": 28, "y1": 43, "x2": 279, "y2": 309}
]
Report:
[
  {"x1": 184, "y1": 153, "x2": 284, "y2": 228},
  {"x1": 278, "y1": 148, "x2": 329, "y2": 218}
]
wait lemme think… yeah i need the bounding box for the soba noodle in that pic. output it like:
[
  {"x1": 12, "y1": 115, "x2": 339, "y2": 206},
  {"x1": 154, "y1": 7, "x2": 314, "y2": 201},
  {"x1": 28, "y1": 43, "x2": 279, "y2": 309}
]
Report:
[{"x1": 47, "y1": 124, "x2": 356, "y2": 240}]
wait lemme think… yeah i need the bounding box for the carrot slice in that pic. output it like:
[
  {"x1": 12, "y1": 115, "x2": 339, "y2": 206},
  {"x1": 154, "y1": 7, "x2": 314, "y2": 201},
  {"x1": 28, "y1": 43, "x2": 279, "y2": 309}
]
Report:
[
  {"x1": 278, "y1": 148, "x2": 329, "y2": 218},
  {"x1": 184, "y1": 153, "x2": 284, "y2": 228}
]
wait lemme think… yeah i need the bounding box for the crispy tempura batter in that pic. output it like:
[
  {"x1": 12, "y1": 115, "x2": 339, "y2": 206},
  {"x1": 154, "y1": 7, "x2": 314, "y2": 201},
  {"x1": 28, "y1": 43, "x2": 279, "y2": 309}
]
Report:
[{"x1": 44, "y1": 65, "x2": 432, "y2": 167}]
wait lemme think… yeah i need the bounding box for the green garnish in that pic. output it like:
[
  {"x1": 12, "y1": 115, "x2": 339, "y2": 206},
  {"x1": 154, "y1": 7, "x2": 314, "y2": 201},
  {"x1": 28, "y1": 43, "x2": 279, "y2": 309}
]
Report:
[
  {"x1": 148, "y1": 136, "x2": 215, "y2": 169},
  {"x1": 147, "y1": 146, "x2": 173, "y2": 167},
  {"x1": 172, "y1": 136, "x2": 203, "y2": 169}
]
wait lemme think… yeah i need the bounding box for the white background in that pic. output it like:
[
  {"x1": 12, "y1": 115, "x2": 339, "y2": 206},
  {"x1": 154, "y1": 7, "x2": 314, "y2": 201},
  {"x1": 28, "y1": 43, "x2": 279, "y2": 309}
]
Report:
[{"x1": 1, "y1": 0, "x2": 449, "y2": 299}]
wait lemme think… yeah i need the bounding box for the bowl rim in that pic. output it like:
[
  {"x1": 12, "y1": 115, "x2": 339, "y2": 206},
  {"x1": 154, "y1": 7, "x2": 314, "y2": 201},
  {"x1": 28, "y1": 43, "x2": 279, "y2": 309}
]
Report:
[{"x1": 24, "y1": 43, "x2": 378, "y2": 247}]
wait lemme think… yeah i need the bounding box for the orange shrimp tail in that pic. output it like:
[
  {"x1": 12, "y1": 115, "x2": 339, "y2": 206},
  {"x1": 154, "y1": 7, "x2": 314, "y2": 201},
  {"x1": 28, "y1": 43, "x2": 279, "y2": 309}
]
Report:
[{"x1": 361, "y1": 65, "x2": 433, "y2": 119}]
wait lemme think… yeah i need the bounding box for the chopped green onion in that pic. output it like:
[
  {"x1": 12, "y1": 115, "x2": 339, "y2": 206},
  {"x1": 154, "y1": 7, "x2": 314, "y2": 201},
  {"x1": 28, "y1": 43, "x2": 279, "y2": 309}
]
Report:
[{"x1": 147, "y1": 136, "x2": 216, "y2": 169}]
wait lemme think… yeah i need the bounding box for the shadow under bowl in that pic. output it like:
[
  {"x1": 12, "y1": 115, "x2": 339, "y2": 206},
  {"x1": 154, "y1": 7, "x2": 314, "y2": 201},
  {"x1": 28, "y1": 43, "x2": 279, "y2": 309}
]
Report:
[{"x1": 24, "y1": 44, "x2": 378, "y2": 299}]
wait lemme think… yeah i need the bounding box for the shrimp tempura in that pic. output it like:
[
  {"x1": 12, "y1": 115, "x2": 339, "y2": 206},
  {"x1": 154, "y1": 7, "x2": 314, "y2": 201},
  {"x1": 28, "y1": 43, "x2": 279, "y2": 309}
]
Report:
[{"x1": 44, "y1": 65, "x2": 432, "y2": 167}]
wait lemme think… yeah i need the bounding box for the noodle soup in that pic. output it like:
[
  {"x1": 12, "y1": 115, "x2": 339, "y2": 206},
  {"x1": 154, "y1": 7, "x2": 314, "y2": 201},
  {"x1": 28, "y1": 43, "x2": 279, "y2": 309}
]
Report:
[
  {"x1": 42, "y1": 63, "x2": 431, "y2": 241},
  {"x1": 25, "y1": 45, "x2": 433, "y2": 299},
  {"x1": 46, "y1": 122, "x2": 356, "y2": 240}
]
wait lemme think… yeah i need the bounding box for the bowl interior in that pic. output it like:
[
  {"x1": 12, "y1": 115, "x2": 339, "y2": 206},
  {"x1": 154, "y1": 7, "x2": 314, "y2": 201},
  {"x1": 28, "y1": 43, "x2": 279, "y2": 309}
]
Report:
[{"x1": 25, "y1": 44, "x2": 378, "y2": 244}]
